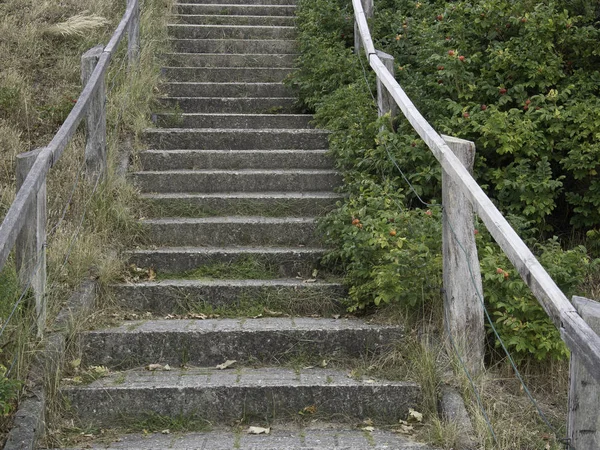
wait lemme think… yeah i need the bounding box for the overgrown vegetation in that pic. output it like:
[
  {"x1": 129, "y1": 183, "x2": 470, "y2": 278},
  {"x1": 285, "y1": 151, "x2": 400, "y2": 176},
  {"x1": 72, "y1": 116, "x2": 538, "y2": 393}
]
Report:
[{"x1": 0, "y1": 0, "x2": 172, "y2": 439}]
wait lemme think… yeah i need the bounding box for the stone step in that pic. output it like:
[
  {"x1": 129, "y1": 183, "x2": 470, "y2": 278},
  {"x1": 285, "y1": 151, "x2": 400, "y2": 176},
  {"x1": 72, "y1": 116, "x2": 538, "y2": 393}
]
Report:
[
  {"x1": 127, "y1": 246, "x2": 327, "y2": 276},
  {"x1": 165, "y1": 52, "x2": 296, "y2": 68},
  {"x1": 174, "y1": 14, "x2": 295, "y2": 26},
  {"x1": 160, "y1": 82, "x2": 296, "y2": 98},
  {"x1": 81, "y1": 316, "x2": 394, "y2": 368},
  {"x1": 171, "y1": 38, "x2": 297, "y2": 54},
  {"x1": 177, "y1": 0, "x2": 296, "y2": 5},
  {"x1": 158, "y1": 97, "x2": 299, "y2": 114},
  {"x1": 169, "y1": 38, "x2": 297, "y2": 55},
  {"x1": 131, "y1": 169, "x2": 341, "y2": 193},
  {"x1": 142, "y1": 128, "x2": 329, "y2": 150},
  {"x1": 53, "y1": 428, "x2": 434, "y2": 449},
  {"x1": 168, "y1": 24, "x2": 295, "y2": 40},
  {"x1": 61, "y1": 367, "x2": 421, "y2": 426},
  {"x1": 139, "y1": 191, "x2": 342, "y2": 218},
  {"x1": 139, "y1": 150, "x2": 332, "y2": 170},
  {"x1": 175, "y1": 3, "x2": 296, "y2": 16},
  {"x1": 153, "y1": 112, "x2": 311, "y2": 128},
  {"x1": 162, "y1": 66, "x2": 293, "y2": 82},
  {"x1": 140, "y1": 216, "x2": 320, "y2": 246}
]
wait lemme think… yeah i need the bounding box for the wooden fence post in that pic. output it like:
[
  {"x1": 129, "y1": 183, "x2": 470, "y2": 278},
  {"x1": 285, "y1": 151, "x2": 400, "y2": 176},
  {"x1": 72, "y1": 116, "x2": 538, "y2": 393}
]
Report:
[
  {"x1": 441, "y1": 135, "x2": 485, "y2": 375},
  {"x1": 127, "y1": 0, "x2": 140, "y2": 68},
  {"x1": 569, "y1": 296, "x2": 600, "y2": 449},
  {"x1": 354, "y1": 0, "x2": 373, "y2": 55},
  {"x1": 15, "y1": 149, "x2": 47, "y2": 337},
  {"x1": 81, "y1": 45, "x2": 107, "y2": 179},
  {"x1": 376, "y1": 50, "x2": 398, "y2": 119}
]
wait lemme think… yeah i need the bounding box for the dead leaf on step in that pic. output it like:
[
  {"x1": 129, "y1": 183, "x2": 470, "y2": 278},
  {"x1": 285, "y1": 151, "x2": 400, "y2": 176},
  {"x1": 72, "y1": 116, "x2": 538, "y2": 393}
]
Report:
[
  {"x1": 363, "y1": 379, "x2": 375, "y2": 384},
  {"x1": 362, "y1": 418, "x2": 374, "y2": 426},
  {"x1": 147, "y1": 363, "x2": 171, "y2": 371},
  {"x1": 361, "y1": 426, "x2": 375, "y2": 432},
  {"x1": 407, "y1": 408, "x2": 423, "y2": 423},
  {"x1": 147, "y1": 268, "x2": 156, "y2": 281},
  {"x1": 251, "y1": 314, "x2": 263, "y2": 319},
  {"x1": 247, "y1": 426, "x2": 270, "y2": 435},
  {"x1": 312, "y1": 268, "x2": 319, "y2": 278},
  {"x1": 299, "y1": 405, "x2": 317, "y2": 415},
  {"x1": 161, "y1": 429, "x2": 170, "y2": 435},
  {"x1": 165, "y1": 314, "x2": 176, "y2": 319},
  {"x1": 263, "y1": 308, "x2": 286, "y2": 317},
  {"x1": 394, "y1": 423, "x2": 414, "y2": 435},
  {"x1": 320, "y1": 359, "x2": 328, "y2": 368},
  {"x1": 188, "y1": 313, "x2": 208, "y2": 320},
  {"x1": 331, "y1": 314, "x2": 341, "y2": 319},
  {"x1": 303, "y1": 278, "x2": 317, "y2": 283},
  {"x1": 216, "y1": 360, "x2": 237, "y2": 370}
]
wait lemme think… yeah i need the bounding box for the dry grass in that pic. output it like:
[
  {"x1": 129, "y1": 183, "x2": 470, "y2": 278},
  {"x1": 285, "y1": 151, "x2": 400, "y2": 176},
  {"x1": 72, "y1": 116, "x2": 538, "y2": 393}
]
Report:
[{"x1": 45, "y1": 13, "x2": 110, "y2": 38}]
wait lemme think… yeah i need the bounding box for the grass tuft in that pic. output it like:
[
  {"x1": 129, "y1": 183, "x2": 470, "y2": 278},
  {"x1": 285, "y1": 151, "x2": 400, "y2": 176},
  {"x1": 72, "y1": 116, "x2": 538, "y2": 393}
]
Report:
[{"x1": 45, "y1": 14, "x2": 110, "y2": 38}]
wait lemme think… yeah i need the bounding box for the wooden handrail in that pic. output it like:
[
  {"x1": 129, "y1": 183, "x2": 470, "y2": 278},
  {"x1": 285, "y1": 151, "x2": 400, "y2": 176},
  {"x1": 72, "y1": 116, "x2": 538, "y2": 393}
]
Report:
[{"x1": 352, "y1": 0, "x2": 600, "y2": 382}]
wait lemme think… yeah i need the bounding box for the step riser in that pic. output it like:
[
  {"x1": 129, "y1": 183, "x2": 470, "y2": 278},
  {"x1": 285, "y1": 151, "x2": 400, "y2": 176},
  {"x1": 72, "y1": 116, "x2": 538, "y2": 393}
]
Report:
[
  {"x1": 161, "y1": 82, "x2": 295, "y2": 98},
  {"x1": 139, "y1": 150, "x2": 331, "y2": 170},
  {"x1": 81, "y1": 322, "x2": 395, "y2": 369},
  {"x1": 141, "y1": 195, "x2": 339, "y2": 218},
  {"x1": 175, "y1": 4, "x2": 296, "y2": 16},
  {"x1": 158, "y1": 97, "x2": 299, "y2": 114},
  {"x1": 143, "y1": 130, "x2": 329, "y2": 150},
  {"x1": 175, "y1": 14, "x2": 295, "y2": 26},
  {"x1": 166, "y1": 53, "x2": 296, "y2": 68},
  {"x1": 154, "y1": 113, "x2": 311, "y2": 129},
  {"x1": 176, "y1": 0, "x2": 297, "y2": 5},
  {"x1": 168, "y1": 25, "x2": 295, "y2": 40},
  {"x1": 127, "y1": 249, "x2": 326, "y2": 276},
  {"x1": 162, "y1": 67, "x2": 293, "y2": 82},
  {"x1": 141, "y1": 220, "x2": 320, "y2": 246},
  {"x1": 132, "y1": 172, "x2": 341, "y2": 193},
  {"x1": 171, "y1": 38, "x2": 297, "y2": 54}
]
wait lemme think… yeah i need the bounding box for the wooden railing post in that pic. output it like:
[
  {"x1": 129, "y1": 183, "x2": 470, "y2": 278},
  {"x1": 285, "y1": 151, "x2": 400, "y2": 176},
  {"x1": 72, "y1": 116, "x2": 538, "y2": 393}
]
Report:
[
  {"x1": 127, "y1": 0, "x2": 140, "y2": 68},
  {"x1": 376, "y1": 50, "x2": 398, "y2": 119},
  {"x1": 569, "y1": 296, "x2": 600, "y2": 448},
  {"x1": 441, "y1": 135, "x2": 485, "y2": 375},
  {"x1": 15, "y1": 149, "x2": 47, "y2": 337},
  {"x1": 81, "y1": 45, "x2": 107, "y2": 178},
  {"x1": 354, "y1": 0, "x2": 373, "y2": 55}
]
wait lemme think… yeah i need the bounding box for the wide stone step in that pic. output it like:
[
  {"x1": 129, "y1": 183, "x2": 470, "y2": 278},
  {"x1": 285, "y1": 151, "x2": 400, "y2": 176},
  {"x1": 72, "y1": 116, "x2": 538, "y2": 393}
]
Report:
[
  {"x1": 168, "y1": 24, "x2": 295, "y2": 40},
  {"x1": 127, "y1": 246, "x2": 327, "y2": 276},
  {"x1": 158, "y1": 97, "x2": 299, "y2": 114},
  {"x1": 160, "y1": 82, "x2": 295, "y2": 98},
  {"x1": 132, "y1": 169, "x2": 341, "y2": 193},
  {"x1": 53, "y1": 428, "x2": 435, "y2": 449},
  {"x1": 165, "y1": 52, "x2": 296, "y2": 68},
  {"x1": 139, "y1": 191, "x2": 342, "y2": 218},
  {"x1": 175, "y1": 3, "x2": 296, "y2": 16},
  {"x1": 171, "y1": 38, "x2": 297, "y2": 54},
  {"x1": 154, "y1": 112, "x2": 312, "y2": 128},
  {"x1": 174, "y1": 14, "x2": 295, "y2": 26},
  {"x1": 81, "y1": 316, "x2": 394, "y2": 368},
  {"x1": 142, "y1": 128, "x2": 329, "y2": 150},
  {"x1": 162, "y1": 66, "x2": 293, "y2": 82},
  {"x1": 177, "y1": 0, "x2": 296, "y2": 5},
  {"x1": 61, "y1": 367, "x2": 421, "y2": 426},
  {"x1": 141, "y1": 216, "x2": 320, "y2": 246}
]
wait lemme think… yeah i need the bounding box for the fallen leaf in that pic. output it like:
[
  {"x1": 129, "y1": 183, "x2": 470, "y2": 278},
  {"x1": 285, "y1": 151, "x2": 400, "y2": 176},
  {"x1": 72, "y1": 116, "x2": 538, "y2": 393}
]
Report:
[
  {"x1": 147, "y1": 364, "x2": 169, "y2": 371},
  {"x1": 312, "y1": 269, "x2": 319, "y2": 278},
  {"x1": 188, "y1": 313, "x2": 207, "y2": 320},
  {"x1": 263, "y1": 308, "x2": 285, "y2": 317},
  {"x1": 364, "y1": 379, "x2": 376, "y2": 384},
  {"x1": 247, "y1": 426, "x2": 270, "y2": 435},
  {"x1": 301, "y1": 405, "x2": 317, "y2": 415},
  {"x1": 216, "y1": 360, "x2": 237, "y2": 370},
  {"x1": 408, "y1": 408, "x2": 423, "y2": 423},
  {"x1": 161, "y1": 429, "x2": 170, "y2": 435},
  {"x1": 320, "y1": 359, "x2": 328, "y2": 368},
  {"x1": 332, "y1": 314, "x2": 341, "y2": 319},
  {"x1": 361, "y1": 426, "x2": 375, "y2": 432},
  {"x1": 303, "y1": 278, "x2": 317, "y2": 283},
  {"x1": 251, "y1": 314, "x2": 263, "y2": 319}
]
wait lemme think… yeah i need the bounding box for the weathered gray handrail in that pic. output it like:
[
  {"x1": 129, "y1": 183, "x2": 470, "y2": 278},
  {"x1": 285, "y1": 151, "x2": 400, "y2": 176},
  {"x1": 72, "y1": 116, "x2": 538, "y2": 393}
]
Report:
[
  {"x1": 351, "y1": 0, "x2": 600, "y2": 382},
  {"x1": 0, "y1": 0, "x2": 140, "y2": 335}
]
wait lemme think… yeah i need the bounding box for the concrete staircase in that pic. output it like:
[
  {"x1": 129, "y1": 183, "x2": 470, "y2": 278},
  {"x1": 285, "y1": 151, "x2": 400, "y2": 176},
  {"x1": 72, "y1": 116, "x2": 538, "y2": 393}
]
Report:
[{"x1": 59, "y1": 0, "x2": 433, "y2": 447}]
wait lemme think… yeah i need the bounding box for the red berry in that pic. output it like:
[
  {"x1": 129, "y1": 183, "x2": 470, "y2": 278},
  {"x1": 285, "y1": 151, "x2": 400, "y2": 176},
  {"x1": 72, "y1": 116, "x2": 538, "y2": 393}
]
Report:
[
  {"x1": 524, "y1": 105, "x2": 529, "y2": 111},
  {"x1": 480, "y1": 104, "x2": 487, "y2": 111},
  {"x1": 448, "y1": 50, "x2": 455, "y2": 56},
  {"x1": 436, "y1": 15, "x2": 443, "y2": 21},
  {"x1": 520, "y1": 17, "x2": 527, "y2": 23},
  {"x1": 499, "y1": 88, "x2": 507, "y2": 95},
  {"x1": 463, "y1": 112, "x2": 470, "y2": 118},
  {"x1": 459, "y1": 55, "x2": 465, "y2": 62},
  {"x1": 437, "y1": 65, "x2": 444, "y2": 70},
  {"x1": 496, "y1": 268, "x2": 504, "y2": 274},
  {"x1": 474, "y1": 229, "x2": 479, "y2": 235},
  {"x1": 425, "y1": 210, "x2": 433, "y2": 216},
  {"x1": 525, "y1": 99, "x2": 531, "y2": 105}
]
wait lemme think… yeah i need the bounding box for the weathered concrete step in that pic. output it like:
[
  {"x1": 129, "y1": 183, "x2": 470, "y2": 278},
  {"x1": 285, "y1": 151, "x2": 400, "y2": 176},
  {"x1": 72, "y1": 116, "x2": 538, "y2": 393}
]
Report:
[
  {"x1": 177, "y1": 0, "x2": 296, "y2": 5},
  {"x1": 81, "y1": 316, "x2": 393, "y2": 368},
  {"x1": 165, "y1": 52, "x2": 296, "y2": 68},
  {"x1": 171, "y1": 38, "x2": 297, "y2": 54},
  {"x1": 53, "y1": 428, "x2": 434, "y2": 449},
  {"x1": 140, "y1": 191, "x2": 342, "y2": 218},
  {"x1": 168, "y1": 24, "x2": 295, "y2": 40},
  {"x1": 142, "y1": 128, "x2": 329, "y2": 150},
  {"x1": 141, "y1": 216, "x2": 320, "y2": 246},
  {"x1": 158, "y1": 97, "x2": 299, "y2": 114},
  {"x1": 62, "y1": 367, "x2": 421, "y2": 426},
  {"x1": 127, "y1": 246, "x2": 326, "y2": 275},
  {"x1": 131, "y1": 170, "x2": 341, "y2": 193},
  {"x1": 175, "y1": 3, "x2": 296, "y2": 16},
  {"x1": 154, "y1": 112, "x2": 312, "y2": 128},
  {"x1": 162, "y1": 66, "x2": 293, "y2": 82},
  {"x1": 175, "y1": 14, "x2": 295, "y2": 26},
  {"x1": 160, "y1": 82, "x2": 295, "y2": 98},
  {"x1": 139, "y1": 149, "x2": 331, "y2": 170}
]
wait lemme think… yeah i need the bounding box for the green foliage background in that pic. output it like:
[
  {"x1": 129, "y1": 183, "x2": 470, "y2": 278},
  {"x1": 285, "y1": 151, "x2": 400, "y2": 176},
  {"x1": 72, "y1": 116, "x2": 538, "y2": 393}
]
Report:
[{"x1": 291, "y1": 0, "x2": 600, "y2": 360}]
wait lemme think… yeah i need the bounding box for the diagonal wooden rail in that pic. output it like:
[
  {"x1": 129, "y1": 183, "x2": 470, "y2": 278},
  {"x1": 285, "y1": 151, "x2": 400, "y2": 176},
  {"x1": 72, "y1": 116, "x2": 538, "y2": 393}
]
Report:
[{"x1": 351, "y1": 0, "x2": 600, "y2": 384}]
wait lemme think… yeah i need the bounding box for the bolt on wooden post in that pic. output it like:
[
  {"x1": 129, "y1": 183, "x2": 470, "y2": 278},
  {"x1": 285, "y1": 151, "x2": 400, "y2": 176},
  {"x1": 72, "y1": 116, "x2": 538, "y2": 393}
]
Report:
[
  {"x1": 441, "y1": 135, "x2": 485, "y2": 375},
  {"x1": 127, "y1": 0, "x2": 140, "y2": 68},
  {"x1": 569, "y1": 296, "x2": 600, "y2": 449},
  {"x1": 15, "y1": 149, "x2": 47, "y2": 337},
  {"x1": 354, "y1": 0, "x2": 373, "y2": 55},
  {"x1": 81, "y1": 45, "x2": 107, "y2": 179},
  {"x1": 376, "y1": 50, "x2": 399, "y2": 120}
]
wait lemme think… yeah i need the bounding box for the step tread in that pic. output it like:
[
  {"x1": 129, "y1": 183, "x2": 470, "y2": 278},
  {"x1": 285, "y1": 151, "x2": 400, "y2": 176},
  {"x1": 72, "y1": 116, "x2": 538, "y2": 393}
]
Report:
[
  {"x1": 114, "y1": 278, "x2": 341, "y2": 287},
  {"x1": 141, "y1": 216, "x2": 317, "y2": 223},
  {"x1": 133, "y1": 169, "x2": 337, "y2": 174},
  {"x1": 128, "y1": 246, "x2": 326, "y2": 254},
  {"x1": 139, "y1": 191, "x2": 341, "y2": 198},
  {"x1": 168, "y1": 23, "x2": 295, "y2": 28}
]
